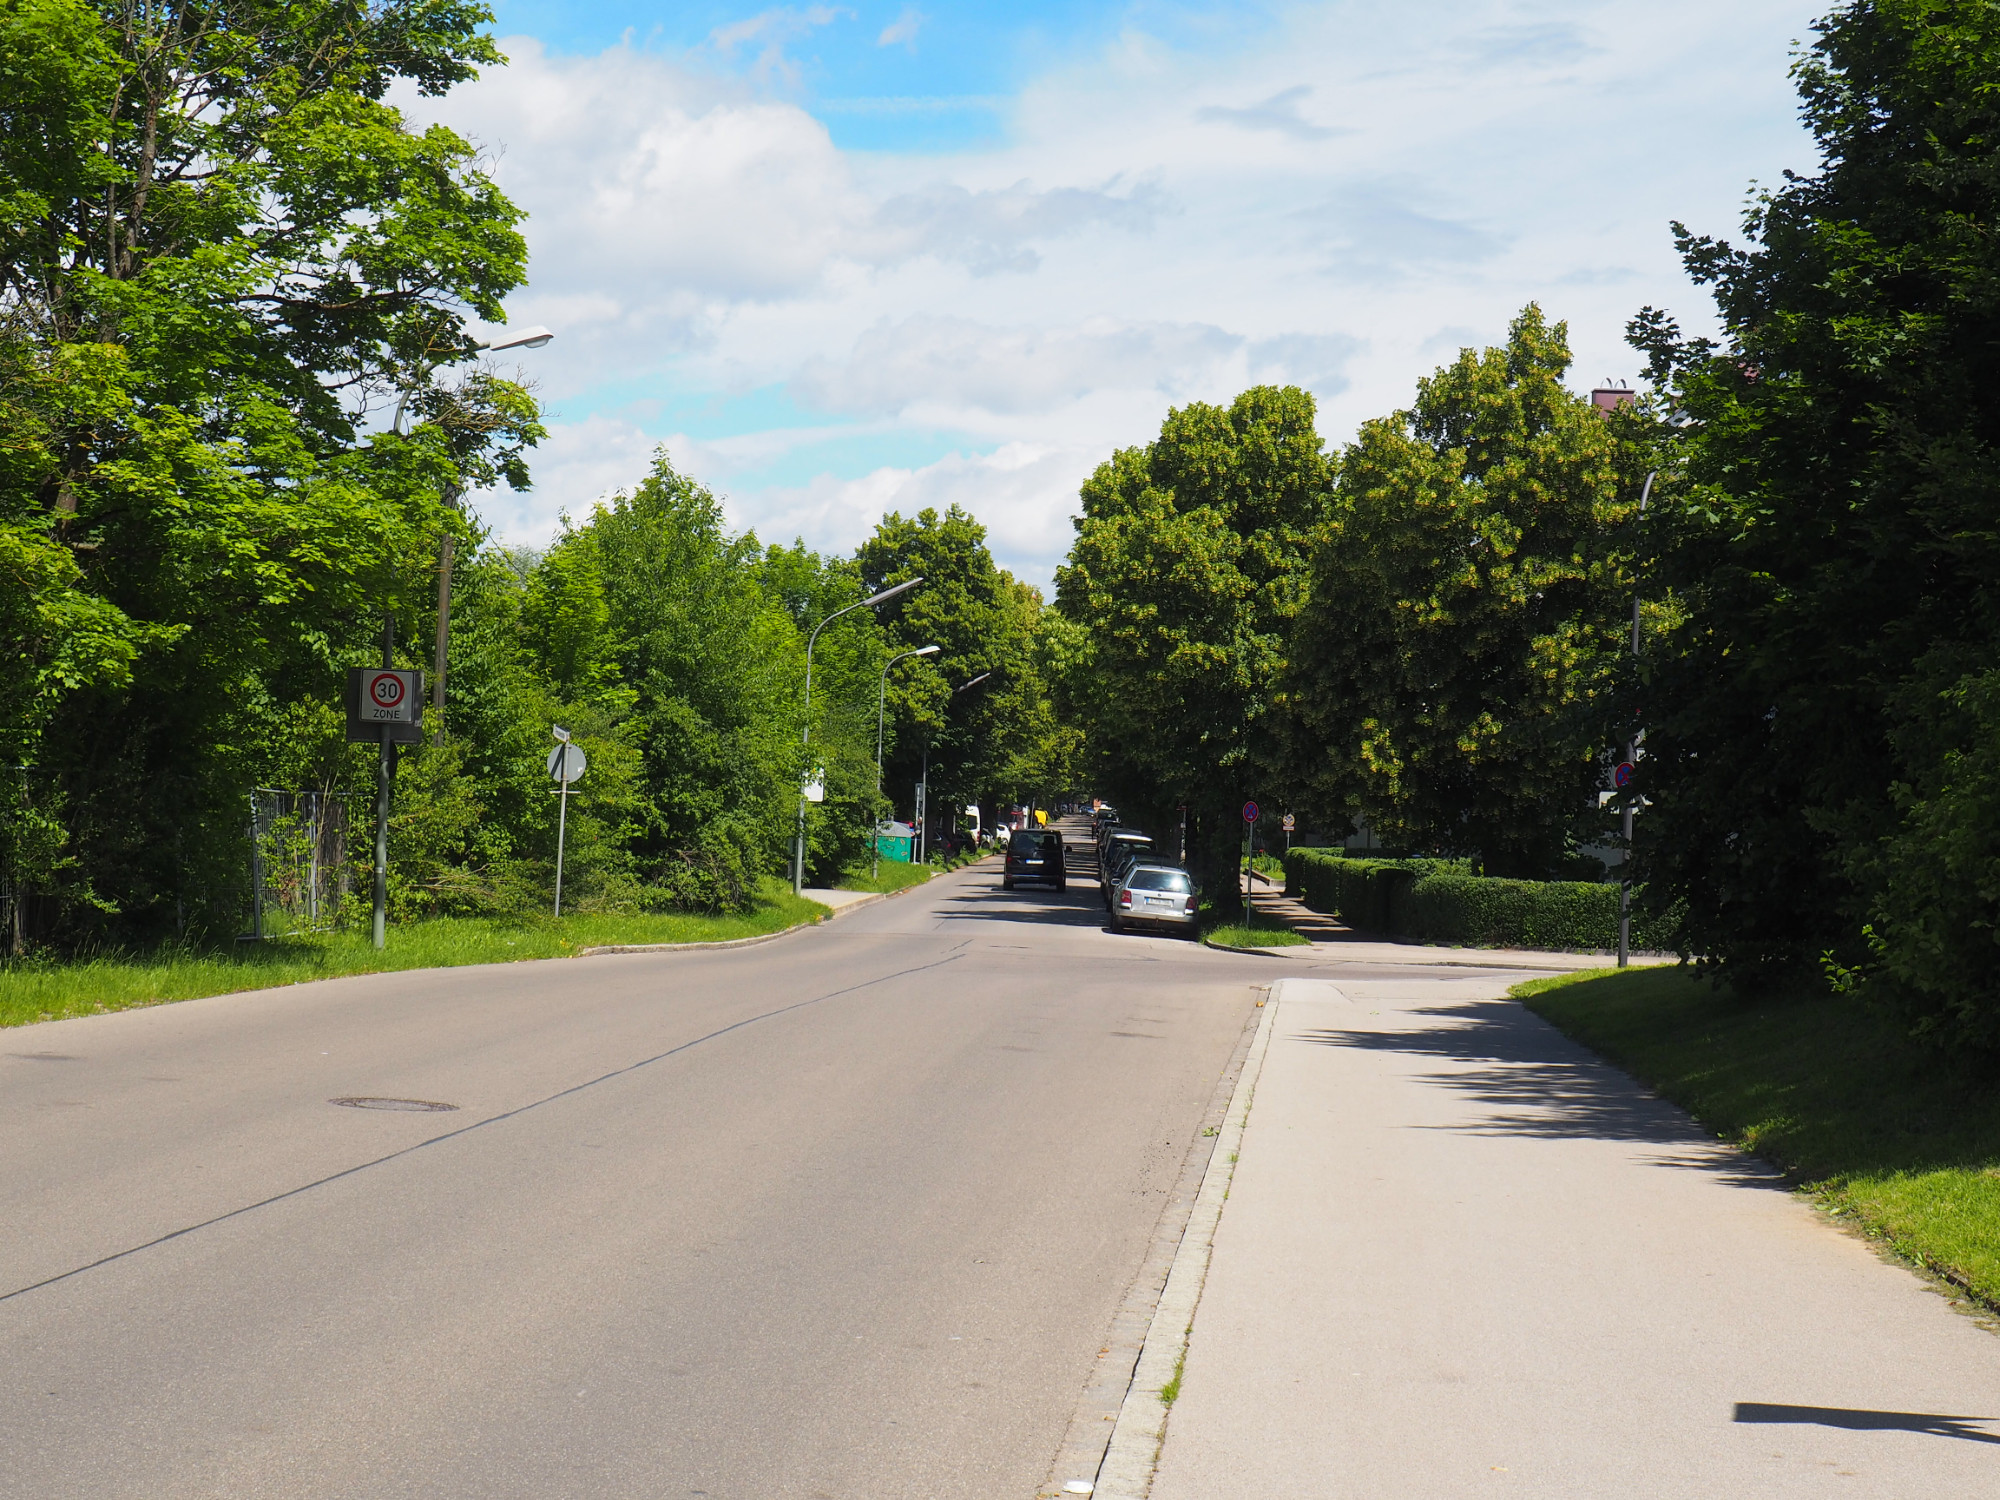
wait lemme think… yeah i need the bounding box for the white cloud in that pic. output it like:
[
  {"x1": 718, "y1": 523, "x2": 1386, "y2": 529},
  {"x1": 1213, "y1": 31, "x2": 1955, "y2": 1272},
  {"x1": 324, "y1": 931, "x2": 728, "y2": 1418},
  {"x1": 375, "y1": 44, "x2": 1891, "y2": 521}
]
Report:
[
  {"x1": 1197, "y1": 85, "x2": 1348, "y2": 142},
  {"x1": 877, "y1": 6, "x2": 924, "y2": 50},
  {"x1": 790, "y1": 315, "x2": 1357, "y2": 418},
  {"x1": 415, "y1": 1, "x2": 1824, "y2": 592}
]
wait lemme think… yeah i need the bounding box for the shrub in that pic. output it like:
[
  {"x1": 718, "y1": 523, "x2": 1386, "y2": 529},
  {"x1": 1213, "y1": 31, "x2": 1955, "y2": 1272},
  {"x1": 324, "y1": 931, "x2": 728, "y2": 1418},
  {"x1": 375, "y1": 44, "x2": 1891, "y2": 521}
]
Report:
[{"x1": 1283, "y1": 847, "x2": 1659, "y2": 951}]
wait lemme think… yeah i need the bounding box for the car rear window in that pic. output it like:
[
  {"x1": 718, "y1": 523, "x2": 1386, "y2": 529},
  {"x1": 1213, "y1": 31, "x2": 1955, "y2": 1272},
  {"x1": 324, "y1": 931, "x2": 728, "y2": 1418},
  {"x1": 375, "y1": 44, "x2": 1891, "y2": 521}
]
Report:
[{"x1": 1127, "y1": 869, "x2": 1191, "y2": 893}]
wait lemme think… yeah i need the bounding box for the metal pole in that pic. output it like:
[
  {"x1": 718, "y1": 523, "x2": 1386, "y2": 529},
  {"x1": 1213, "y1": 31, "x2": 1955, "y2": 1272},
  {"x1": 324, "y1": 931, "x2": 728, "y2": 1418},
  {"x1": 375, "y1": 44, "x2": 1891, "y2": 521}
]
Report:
[
  {"x1": 792, "y1": 580, "x2": 925, "y2": 893},
  {"x1": 432, "y1": 529, "x2": 454, "y2": 745},
  {"x1": 876, "y1": 665, "x2": 889, "y2": 882},
  {"x1": 1618, "y1": 470, "x2": 1655, "y2": 970},
  {"x1": 372, "y1": 617, "x2": 393, "y2": 951},
  {"x1": 249, "y1": 793, "x2": 264, "y2": 941},
  {"x1": 554, "y1": 763, "x2": 569, "y2": 919},
  {"x1": 919, "y1": 742, "x2": 928, "y2": 864}
]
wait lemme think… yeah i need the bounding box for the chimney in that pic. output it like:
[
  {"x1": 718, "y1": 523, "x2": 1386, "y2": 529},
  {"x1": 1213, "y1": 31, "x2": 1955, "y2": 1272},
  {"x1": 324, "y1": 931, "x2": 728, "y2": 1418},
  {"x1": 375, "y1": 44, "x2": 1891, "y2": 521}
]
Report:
[{"x1": 1591, "y1": 379, "x2": 1636, "y2": 414}]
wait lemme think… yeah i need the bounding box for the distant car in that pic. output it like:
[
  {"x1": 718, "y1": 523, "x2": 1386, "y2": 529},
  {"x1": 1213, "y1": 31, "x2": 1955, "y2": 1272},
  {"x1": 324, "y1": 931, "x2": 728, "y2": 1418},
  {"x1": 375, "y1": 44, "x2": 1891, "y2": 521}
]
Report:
[
  {"x1": 1098, "y1": 831, "x2": 1153, "y2": 905},
  {"x1": 1112, "y1": 862, "x2": 1198, "y2": 935},
  {"x1": 1002, "y1": 829, "x2": 1066, "y2": 891}
]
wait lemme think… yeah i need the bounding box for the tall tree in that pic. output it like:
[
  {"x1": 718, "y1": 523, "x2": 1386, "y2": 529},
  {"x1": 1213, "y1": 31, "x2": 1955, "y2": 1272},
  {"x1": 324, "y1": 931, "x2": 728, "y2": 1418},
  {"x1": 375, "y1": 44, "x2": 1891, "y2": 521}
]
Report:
[
  {"x1": 0, "y1": 0, "x2": 535, "y2": 940},
  {"x1": 1627, "y1": 0, "x2": 2000, "y2": 1037},
  {"x1": 1058, "y1": 386, "x2": 1330, "y2": 914},
  {"x1": 1285, "y1": 307, "x2": 1654, "y2": 875}
]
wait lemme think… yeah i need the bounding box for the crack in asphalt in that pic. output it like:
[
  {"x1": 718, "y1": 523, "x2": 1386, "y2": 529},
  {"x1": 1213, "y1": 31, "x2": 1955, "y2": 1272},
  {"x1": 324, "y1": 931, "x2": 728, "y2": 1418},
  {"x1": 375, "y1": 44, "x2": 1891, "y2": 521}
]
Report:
[{"x1": 0, "y1": 951, "x2": 967, "y2": 1305}]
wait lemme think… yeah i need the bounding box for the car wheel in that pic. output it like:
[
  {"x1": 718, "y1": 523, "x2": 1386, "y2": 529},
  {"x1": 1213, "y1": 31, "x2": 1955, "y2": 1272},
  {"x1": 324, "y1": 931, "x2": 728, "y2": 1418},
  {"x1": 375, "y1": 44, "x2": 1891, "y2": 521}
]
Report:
[
  {"x1": 1002, "y1": 877, "x2": 1015, "y2": 890},
  {"x1": 1055, "y1": 879, "x2": 1066, "y2": 891}
]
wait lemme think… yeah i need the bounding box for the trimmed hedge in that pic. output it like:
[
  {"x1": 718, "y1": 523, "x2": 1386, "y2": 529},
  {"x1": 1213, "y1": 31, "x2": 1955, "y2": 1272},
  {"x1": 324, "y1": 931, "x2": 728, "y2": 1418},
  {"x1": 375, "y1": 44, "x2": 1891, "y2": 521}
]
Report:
[{"x1": 1282, "y1": 848, "x2": 1660, "y2": 951}]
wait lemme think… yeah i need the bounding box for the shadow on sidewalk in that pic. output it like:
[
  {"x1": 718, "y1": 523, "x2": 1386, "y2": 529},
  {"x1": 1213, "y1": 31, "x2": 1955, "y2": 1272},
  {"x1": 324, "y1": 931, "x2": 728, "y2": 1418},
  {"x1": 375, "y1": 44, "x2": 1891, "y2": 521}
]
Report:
[
  {"x1": 1293, "y1": 1000, "x2": 1784, "y2": 1187},
  {"x1": 1734, "y1": 1403, "x2": 2000, "y2": 1445}
]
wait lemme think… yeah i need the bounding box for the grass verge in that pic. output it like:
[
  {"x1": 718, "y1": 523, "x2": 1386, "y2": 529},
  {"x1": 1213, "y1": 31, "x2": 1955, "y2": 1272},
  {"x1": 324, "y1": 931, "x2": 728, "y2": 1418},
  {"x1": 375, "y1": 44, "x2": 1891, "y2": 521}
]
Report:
[
  {"x1": 1516, "y1": 965, "x2": 2000, "y2": 1309},
  {"x1": 1204, "y1": 906, "x2": 1310, "y2": 950},
  {"x1": 0, "y1": 880, "x2": 825, "y2": 1029},
  {"x1": 834, "y1": 859, "x2": 938, "y2": 894}
]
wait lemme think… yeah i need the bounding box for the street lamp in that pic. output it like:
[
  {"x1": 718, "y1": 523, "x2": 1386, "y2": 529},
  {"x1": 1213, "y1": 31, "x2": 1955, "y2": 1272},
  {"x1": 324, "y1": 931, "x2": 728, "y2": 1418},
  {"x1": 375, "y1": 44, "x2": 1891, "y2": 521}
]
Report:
[
  {"x1": 794, "y1": 575, "x2": 924, "y2": 893},
  {"x1": 392, "y1": 324, "x2": 557, "y2": 743},
  {"x1": 874, "y1": 645, "x2": 940, "y2": 878}
]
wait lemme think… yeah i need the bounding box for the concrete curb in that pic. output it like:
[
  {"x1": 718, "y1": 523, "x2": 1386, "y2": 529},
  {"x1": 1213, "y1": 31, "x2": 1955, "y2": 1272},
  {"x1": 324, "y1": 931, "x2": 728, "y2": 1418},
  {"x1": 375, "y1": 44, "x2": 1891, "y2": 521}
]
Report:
[{"x1": 1089, "y1": 976, "x2": 1285, "y2": 1499}]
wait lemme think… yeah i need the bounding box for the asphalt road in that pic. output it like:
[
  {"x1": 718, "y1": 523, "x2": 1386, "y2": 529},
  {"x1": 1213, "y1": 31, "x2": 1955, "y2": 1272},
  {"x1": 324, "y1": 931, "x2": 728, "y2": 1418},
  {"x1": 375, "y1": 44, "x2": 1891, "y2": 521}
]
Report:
[{"x1": 0, "y1": 833, "x2": 1259, "y2": 1499}]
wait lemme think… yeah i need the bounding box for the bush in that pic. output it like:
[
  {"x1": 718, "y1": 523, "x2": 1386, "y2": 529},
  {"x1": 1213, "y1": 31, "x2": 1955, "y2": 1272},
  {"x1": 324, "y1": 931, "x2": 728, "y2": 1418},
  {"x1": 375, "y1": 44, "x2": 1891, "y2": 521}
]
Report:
[{"x1": 1283, "y1": 847, "x2": 1659, "y2": 951}]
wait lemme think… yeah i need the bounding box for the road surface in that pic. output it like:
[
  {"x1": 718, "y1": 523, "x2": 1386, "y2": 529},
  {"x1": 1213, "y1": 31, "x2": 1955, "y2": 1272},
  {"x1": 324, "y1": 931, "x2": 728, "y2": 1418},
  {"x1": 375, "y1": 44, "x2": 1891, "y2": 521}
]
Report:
[{"x1": 0, "y1": 842, "x2": 1256, "y2": 1499}]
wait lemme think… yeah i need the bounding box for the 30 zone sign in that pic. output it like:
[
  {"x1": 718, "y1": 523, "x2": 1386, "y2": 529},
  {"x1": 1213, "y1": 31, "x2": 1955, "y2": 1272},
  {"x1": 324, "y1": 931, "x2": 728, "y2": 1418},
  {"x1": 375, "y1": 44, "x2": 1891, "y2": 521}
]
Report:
[{"x1": 346, "y1": 667, "x2": 424, "y2": 743}]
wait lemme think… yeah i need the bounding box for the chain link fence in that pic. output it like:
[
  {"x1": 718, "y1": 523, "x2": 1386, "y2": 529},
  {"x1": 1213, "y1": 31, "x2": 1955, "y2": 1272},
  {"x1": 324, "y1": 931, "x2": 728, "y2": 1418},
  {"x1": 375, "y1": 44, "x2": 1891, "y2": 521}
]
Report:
[{"x1": 246, "y1": 790, "x2": 352, "y2": 939}]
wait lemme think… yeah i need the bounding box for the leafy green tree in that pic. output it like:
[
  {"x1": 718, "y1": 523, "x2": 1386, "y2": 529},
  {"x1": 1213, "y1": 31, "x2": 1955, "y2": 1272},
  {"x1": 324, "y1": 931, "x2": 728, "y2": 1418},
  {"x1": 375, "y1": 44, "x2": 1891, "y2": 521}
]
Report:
[
  {"x1": 0, "y1": 0, "x2": 535, "y2": 942},
  {"x1": 1058, "y1": 386, "x2": 1331, "y2": 914},
  {"x1": 541, "y1": 456, "x2": 804, "y2": 910},
  {"x1": 1626, "y1": 0, "x2": 2000, "y2": 1035},
  {"x1": 858, "y1": 505, "x2": 1026, "y2": 849},
  {"x1": 1284, "y1": 307, "x2": 1655, "y2": 876},
  {"x1": 756, "y1": 539, "x2": 887, "y2": 883}
]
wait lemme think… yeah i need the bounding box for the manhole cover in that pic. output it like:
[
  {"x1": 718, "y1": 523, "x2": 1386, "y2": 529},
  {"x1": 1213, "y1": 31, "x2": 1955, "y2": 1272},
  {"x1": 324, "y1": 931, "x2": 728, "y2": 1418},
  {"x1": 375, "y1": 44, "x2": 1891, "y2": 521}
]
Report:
[{"x1": 329, "y1": 1096, "x2": 459, "y2": 1113}]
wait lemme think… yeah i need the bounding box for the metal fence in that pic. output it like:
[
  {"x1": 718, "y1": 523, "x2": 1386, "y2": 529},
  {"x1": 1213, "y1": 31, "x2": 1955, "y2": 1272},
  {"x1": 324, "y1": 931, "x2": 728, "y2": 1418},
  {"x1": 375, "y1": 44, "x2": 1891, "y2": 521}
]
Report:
[{"x1": 247, "y1": 790, "x2": 351, "y2": 939}]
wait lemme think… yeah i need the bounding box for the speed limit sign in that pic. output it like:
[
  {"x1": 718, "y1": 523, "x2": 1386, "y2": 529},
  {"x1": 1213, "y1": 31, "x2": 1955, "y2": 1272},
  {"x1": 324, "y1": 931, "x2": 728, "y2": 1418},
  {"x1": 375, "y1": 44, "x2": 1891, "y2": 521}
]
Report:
[{"x1": 345, "y1": 667, "x2": 424, "y2": 743}]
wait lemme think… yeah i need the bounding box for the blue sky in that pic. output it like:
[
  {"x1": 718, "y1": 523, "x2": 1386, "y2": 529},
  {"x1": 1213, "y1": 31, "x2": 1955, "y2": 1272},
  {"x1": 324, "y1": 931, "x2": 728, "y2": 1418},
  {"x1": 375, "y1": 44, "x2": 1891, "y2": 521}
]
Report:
[{"x1": 404, "y1": 1, "x2": 1826, "y2": 591}]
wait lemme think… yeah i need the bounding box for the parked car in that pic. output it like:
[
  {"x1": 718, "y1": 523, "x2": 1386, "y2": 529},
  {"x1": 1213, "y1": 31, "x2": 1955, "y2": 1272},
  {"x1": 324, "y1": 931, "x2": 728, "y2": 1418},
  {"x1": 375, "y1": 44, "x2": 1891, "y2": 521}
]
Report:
[
  {"x1": 1098, "y1": 831, "x2": 1153, "y2": 906},
  {"x1": 1111, "y1": 861, "x2": 1198, "y2": 935},
  {"x1": 1002, "y1": 829, "x2": 1066, "y2": 891}
]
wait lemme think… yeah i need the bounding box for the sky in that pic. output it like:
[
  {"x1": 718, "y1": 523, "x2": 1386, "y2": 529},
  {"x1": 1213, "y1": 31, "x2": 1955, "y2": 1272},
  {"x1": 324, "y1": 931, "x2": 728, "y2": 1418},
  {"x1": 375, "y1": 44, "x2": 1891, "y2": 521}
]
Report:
[{"x1": 401, "y1": 0, "x2": 1828, "y2": 594}]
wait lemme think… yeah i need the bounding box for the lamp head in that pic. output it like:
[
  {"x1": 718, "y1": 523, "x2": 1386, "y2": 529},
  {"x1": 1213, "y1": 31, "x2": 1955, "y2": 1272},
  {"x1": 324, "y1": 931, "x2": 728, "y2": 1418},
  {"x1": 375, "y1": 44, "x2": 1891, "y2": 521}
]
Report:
[
  {"x1": 913, "y1": 645, "x2": 941, "y2": 657},
  {"x1": 486, "y1": 325, "x2": 555, "y2": 352},
  {"x1": 864, "y1": 576, "x2": 922, "y2": 608}
]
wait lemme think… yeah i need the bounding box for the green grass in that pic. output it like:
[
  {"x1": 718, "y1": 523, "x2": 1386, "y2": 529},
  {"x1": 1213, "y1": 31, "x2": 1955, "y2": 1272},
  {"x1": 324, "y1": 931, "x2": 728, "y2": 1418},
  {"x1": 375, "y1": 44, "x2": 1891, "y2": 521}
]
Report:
[
  {"x1": 1204, "y1": 906, "x2": 1310, "y2": 950},
  {"x1": 1516, "y1": 965, "x2": 2000, "y2": 1309},
  {"x1": 1159, "y1": 1348, "x2": 1187, "y2": 1407},
  {"x1": 0, "y1": 881, "x2": 825, "y2": 1029},
  {"x1": 834, "y1": 858, "x2": 939, "y2": 894}
]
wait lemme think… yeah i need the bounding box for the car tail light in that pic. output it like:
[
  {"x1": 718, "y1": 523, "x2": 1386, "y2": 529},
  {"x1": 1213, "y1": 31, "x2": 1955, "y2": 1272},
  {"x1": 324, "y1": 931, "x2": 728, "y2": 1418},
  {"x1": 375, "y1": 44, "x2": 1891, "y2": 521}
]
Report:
[
  {"x1": 1119, "y1": 890, "x2": 1132, "y2": 908},
  {"x1": 1183, "y1": 895, "x2": 1197, "y2": 913}
]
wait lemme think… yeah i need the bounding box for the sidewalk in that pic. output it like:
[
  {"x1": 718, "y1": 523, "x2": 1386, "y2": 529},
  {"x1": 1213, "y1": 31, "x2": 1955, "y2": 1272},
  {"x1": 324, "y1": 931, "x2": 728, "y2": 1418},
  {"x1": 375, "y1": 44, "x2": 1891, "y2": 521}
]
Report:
[{"x1": 1143, "y1": 973, "x2": 2000, "y2": 1498}]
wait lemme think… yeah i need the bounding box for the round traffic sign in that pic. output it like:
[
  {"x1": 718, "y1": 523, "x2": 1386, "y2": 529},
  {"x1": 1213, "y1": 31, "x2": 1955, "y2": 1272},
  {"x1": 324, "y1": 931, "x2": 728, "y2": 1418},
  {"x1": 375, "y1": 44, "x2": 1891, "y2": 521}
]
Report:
[
  {"x1": 368, "y1": 672, "x2": 405, "y2": 709},
  {"x1": 1242, "y1": 800, "x2": 1260, "y2": 823},
  {"x1": 547, "y1": 744, "x2": 587, "y2": 783},
  {"x1": 1612, "y1": 761, "x2": 1635, "y2": 789}
]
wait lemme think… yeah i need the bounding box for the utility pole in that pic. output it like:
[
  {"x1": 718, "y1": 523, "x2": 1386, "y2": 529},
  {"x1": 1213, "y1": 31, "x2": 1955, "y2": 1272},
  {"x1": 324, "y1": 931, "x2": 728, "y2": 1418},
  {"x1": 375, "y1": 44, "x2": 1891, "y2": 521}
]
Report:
[
  {"x1": 373, "y1": 615, "x2": 394, "y2": 952},
  {"x1": 1618, "y1": 470, "x2": 1656, "y2": 968}
]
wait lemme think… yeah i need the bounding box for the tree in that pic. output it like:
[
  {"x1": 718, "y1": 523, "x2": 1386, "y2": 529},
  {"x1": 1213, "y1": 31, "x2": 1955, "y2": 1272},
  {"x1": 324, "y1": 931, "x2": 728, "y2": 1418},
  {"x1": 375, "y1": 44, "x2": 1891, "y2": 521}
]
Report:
[
  {"x1": 1284, "y1": 307, "x2": 1654, "y2": 876},
  {"x1": 0, "y1": 0, "x2": 535, "y2": 942},
  {"x1": 1058, "y1": 386, "x2": 1331, "y2": 915},
  {"x1": 858, "y1": 505, "x2": 1025, "y2": 847},
  {"x1": 1627, "y1": 0, "x2": 2000, "y2": 1036},
  {"x1": 543, "y1": 456, "x2": 804, "y2": 911}
]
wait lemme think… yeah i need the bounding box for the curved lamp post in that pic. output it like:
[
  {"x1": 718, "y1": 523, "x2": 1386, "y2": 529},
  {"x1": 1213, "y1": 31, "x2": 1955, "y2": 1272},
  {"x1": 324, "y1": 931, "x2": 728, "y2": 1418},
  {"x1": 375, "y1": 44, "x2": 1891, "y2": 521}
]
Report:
[
  {"x1": 393, "y1": 324, "x2": 556, "y2": 742},
  {"x1": 874, "y1": 645, "x2": 940, "y2": 878},
  {"x1": 794, "y1": 576, "x2": 924, "y2": 893}
]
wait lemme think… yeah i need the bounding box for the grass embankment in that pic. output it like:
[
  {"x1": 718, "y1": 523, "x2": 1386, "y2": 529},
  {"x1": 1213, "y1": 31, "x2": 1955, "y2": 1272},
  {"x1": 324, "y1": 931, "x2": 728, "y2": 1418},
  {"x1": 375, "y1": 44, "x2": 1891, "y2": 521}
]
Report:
[
  {"x1": 834, "y1": 859, "x2": 939, "y2": 894},
  {"x1": 1517, "y1": 966, "x2": 2000, "y2": 1308},
  {"x1": 0, "y1": 881, "x2": 825, "y2": 1029}
]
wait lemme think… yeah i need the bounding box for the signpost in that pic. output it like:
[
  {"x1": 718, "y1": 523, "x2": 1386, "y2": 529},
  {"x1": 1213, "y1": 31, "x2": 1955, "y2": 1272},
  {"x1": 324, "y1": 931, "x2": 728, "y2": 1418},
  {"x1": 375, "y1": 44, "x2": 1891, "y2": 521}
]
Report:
[
  {"x1": 549, "y1": 728, "x2": 586, "y2": 917},
  {"x1": 345, "y1": 627, "x2": 422, "y2": 951},
  {"x1": 1282, "y1": 811, "x2": 1295, "y2": 852},
  {"x1": 1241, "y1": 801, "x2": 1259, "y2": 907}
]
